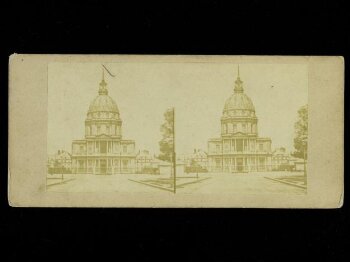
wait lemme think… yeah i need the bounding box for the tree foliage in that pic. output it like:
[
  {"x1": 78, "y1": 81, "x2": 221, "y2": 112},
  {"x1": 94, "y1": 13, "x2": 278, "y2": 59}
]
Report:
[
  {"x1": 158, "y1": 109, "x2": 174, "y2": 162},
  {"x1": 292, "y1": 104, "x2": 308, "y2": 159}
]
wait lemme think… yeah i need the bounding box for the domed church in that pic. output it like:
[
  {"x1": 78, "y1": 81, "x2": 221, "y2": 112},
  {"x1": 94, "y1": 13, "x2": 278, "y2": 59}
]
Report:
[
  {"x1": 71, "y1": 71, "x2": 136, "y2": 174},
  {"x1": 207, "y1": 67, "x2": 272, "y2": 173}
]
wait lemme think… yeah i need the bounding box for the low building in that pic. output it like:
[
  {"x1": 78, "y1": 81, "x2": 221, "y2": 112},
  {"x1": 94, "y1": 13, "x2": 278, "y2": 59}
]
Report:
[
  {"x1": 184, "y1": 149, "x2": 208, "y2": 173},
  {"x1": 272, "y1": 147, "x2": 293, "y2": 171},
  {"x1": 289, "y1": 157, "x2": 307, "y2": 172},
  {"x1": 136, "y1": 150, "x2": 157, "y2": 173},
  {"x1": 48, "y1": 150, "x2": 72, "y2": 174},
  {"x1": 155, "y1": 159, "x2": 185, "y2": 176}
]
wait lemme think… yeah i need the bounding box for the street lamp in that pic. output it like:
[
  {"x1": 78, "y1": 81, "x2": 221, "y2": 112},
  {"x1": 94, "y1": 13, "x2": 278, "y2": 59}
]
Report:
[{"x1": 303, "y1": 143, "x2": 307, "y2": 185}]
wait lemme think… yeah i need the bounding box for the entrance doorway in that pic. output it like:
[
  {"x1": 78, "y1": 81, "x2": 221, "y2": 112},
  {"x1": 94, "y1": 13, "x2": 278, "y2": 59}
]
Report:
[
  {"x1": 237, "y1": 158, "x2": 243, "y2": 172},
  {"x1": 100, "y1": 141, "x2": 107, "y2": 153},
  {"x1": 100, "y1": 159, "x2": 107, "y2": 174}
]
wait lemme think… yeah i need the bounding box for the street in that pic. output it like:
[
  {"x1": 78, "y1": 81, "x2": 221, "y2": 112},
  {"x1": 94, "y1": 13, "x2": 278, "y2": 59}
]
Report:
[{"x1": 46, "y1": 171, "x2": 306, "y2": 194}]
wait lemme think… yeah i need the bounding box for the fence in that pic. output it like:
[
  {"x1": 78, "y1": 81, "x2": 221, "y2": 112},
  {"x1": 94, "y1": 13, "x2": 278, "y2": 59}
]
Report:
[
  {"x1": 71, "y1": 167, "x2": 137, "y2": 174},
  {"x1": 206, "y1": 163, "x2": 305, "y2": 173}
]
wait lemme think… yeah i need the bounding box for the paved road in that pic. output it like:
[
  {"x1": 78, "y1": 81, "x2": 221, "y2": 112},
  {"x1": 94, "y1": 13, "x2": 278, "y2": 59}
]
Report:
[
  {"x1": 47, "y1": 172, "x2": 306, "y2": 195},
  {"x1": 181, "y1": 172, "x2": 306, "y2": 194}
]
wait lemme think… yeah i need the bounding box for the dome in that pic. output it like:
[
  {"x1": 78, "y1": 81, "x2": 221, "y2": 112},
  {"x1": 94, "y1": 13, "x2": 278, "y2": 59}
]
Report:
[
  {"x1": 87, "y1": 75, "x2": 120, "y2": 117},
  {"x1": 88, "y1": 94, "x2": 119, "y2": 114},
  {"x1": 223, "y1": 92, "x2": 255, "y2": 112},
  {"x1": 223, "y1": 67, "x2": 255, "y2": 114}
]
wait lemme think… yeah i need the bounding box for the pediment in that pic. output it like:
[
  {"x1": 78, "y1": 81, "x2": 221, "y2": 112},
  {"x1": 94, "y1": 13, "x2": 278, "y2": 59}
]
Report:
[{"x1": 231, "y1": 132, "x2": 247, "y2": 137}]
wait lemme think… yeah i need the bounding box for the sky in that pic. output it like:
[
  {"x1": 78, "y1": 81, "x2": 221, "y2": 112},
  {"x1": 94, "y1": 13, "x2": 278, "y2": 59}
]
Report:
[{"x1": 48, "y1": 62, "x2": 308, "y2": 156}]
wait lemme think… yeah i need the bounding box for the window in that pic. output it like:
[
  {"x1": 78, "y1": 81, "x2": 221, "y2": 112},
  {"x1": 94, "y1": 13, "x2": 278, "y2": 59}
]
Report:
[
  {"x1": 123, "y1": 160, "x2": 128, "y2": 167},
  {"x1": 233, "y1": 124, "x2": 237, "y2": 133},
  {"x1": 88, "y1": 144, "x2": 93, "y2": 153},
  {"x1": 97, "y1": 126, "x2": 101, "y2": 135},
  {"x1": 80, "y1": 145, "x2": 84, "y2": 152},
  {"x1": 222, "y1": 124, "x2": 227, "y2": 134},
  {"x1": 259, "y1": 144, "x2": 264, "y2": 151},
  {"x1": 215, "y1": 159, "x2": 221, "y2": 167},
  {"x1": 259, "y1": 158, "x2": 265, "y2": 165},
  {"x1": 123, "y1": 145, "x2": 127, "y2": 153},
  {"x1": 242, "y1": 124, "x2": 246, "y2": 132},
  {"x1": 106, "y1": 126, "x2": 110, "y2": 134},
  {"x1": 224, "y1": 142, "x2": 229, "y2": 150},
  {"x1": 216, "y1": 144, "x2": 220, "y2": 153}
]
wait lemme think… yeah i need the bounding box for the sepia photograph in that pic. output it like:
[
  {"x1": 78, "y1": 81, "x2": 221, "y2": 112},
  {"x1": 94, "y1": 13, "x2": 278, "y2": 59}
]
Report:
[
  {"x1": 47, "y1": 62, "x2": 308, "y2": 195},
  {"x1": 8, "y1": 55, "x2": 343, "y2": 208}
]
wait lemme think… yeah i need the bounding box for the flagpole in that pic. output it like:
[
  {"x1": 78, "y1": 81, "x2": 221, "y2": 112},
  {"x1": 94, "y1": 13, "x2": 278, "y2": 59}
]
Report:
[{"x1": 173, "y1": 107, "x2": 176, "y2": 194}]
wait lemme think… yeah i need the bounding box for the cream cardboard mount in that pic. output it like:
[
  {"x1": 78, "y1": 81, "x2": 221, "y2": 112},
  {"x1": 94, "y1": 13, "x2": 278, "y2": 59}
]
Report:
[{"x1": 8, "y1": 54, "x2": 344, "y2": 208}]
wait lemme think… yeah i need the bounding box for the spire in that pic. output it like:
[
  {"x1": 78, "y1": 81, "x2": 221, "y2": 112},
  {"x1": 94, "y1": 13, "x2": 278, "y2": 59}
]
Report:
[
  {"x1": 99, "y1": 67, "x2": 108, "y2": 95},
  {"x1": 234, "y1": 65, "x2": 244, "y2": 93}
]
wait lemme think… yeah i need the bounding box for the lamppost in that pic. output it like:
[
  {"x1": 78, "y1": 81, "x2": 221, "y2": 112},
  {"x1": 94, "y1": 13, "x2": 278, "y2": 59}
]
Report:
[
  {"x1": 61, "y1": 161, "x2": 64, "y2": 181},
  {"x1": 303, "y1": 143, "x2": 307, "y2": 185},
  {"x1": 120, "y1": 151, "x2": 122, "y2": 174},
  {"x1": 173, "y1": 108, "x2": 176, "y2": 194}
]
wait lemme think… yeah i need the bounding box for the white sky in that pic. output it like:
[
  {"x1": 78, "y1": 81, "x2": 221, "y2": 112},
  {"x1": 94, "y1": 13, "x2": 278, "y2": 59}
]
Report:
[{"x1": 48, "y1": 62, "x2": 308, "y2": 156}]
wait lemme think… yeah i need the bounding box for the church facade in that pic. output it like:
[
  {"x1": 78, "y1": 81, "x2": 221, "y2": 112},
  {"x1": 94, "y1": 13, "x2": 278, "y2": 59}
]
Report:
[
  {"x1": 71, "y1": 71, "x2": 136, "y2": 174},
  {"x1": 207, "y1": 68, "x2": 272, "y2": 173}
]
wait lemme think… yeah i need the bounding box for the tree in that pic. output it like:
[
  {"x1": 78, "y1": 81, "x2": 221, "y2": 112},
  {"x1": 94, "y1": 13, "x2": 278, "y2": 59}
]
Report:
[
  {"x1": 292, "y1": 104, "x2": 308, "y2": 159},
  {"x1": 158, "y1": 108, "x2": 174, "y2": 162}
]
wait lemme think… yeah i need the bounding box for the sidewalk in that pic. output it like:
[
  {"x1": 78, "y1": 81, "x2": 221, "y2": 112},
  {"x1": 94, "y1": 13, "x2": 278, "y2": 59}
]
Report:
[{"x1": 264, "y1": 175, "x2": 307, "y2": 189}]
